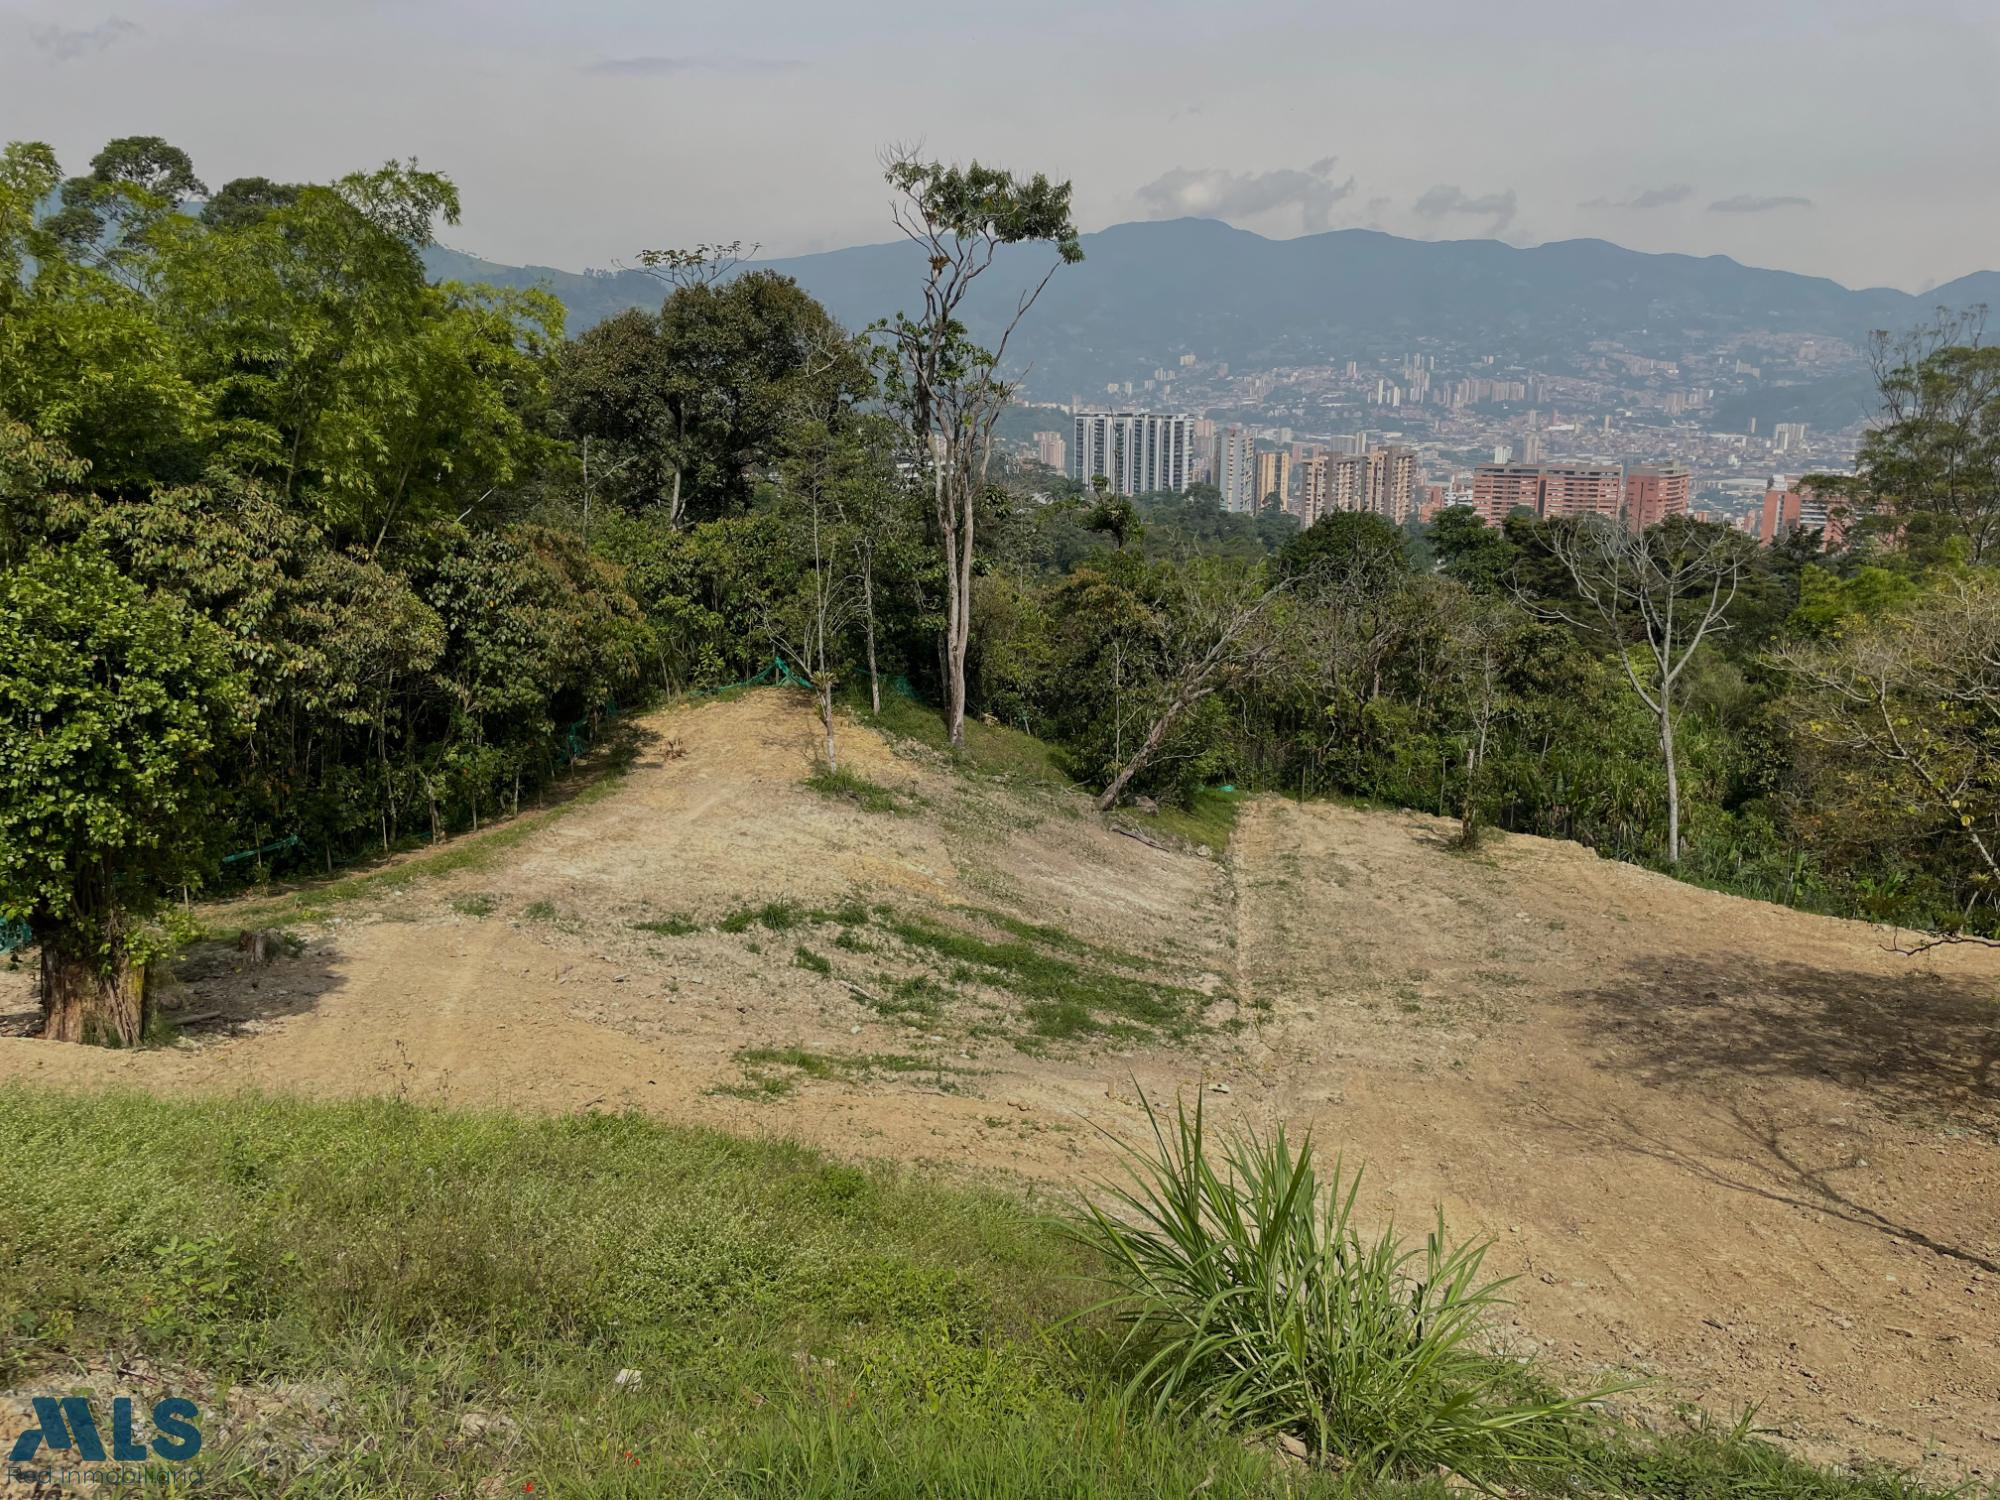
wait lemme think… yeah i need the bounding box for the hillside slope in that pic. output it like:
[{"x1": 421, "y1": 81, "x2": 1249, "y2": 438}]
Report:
[{"x1": 3, "y1": 689, "x2": 1996, "y2": 1477}]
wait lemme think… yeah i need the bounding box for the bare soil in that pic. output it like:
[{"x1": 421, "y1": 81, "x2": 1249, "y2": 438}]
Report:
[{"x1": 3, "y1": 691, "x2": 1995, "y2": 1480}]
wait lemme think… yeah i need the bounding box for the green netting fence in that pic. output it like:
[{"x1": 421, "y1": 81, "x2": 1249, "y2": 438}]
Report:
[{"x1": 0, "y1": 918, "x2": 29, "y2": 955}]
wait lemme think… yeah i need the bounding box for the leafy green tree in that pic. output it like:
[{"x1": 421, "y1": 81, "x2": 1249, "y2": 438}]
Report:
[
  {"x1": 44, "y1": 134, "x2": 206, "y2": 273},
  {"x1": 1838, "y1": 316, "x2": 2000, "y2": 563},
  {"x1": 0, "y1": 548, "x2": 247, "y2": 1044},
  {"x1": 873, "y1": 149, "x2": 1082, "y2": 748},
  {"x1": 1429, "y1": 506, "x2": 1517, "y2": 592},
  {"x1": 1776, "y1": 575, "x2": 2000, "y2": 942}
]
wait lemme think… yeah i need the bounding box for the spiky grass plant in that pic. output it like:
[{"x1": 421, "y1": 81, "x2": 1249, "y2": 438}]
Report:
[{"x1": 1071, "y1": 1090, "x2": 1613, "y2": 1484}]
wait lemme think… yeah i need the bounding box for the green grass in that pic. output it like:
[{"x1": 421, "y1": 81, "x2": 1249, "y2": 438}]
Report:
[
  {"x1": 450, "y1": 891, "x2": 497, "y2": 917},
  {"x1": 632, "y1": 913, "x2": 700, "y2": 937},
  {"x1": 720, "y1": 900, "x2": 803, "y2": 934},
  {"x1": 722, "y1": 1046, "x2": 982, "y2": 1099},
  {"x1": 805, "y1": 764, "x2": 913, "y2": 815},
  {"x1": 793, "y1": 945, "x2": 833, "y2": 975},
  {"x1": 0, "y1": 1087, "x2": 1966, "y2": 1499},
  {"x1": 862, "y1": 691, "x2": 1071, "y2": 787},
  {"x1": 885, "y1": 912, "x2": 1201, "y2": 1040},
  {"x1": 1119, "y1": 785, "x2": 1247, "y2": 854}
]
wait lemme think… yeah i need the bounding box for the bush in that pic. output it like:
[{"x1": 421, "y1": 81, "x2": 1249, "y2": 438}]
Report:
[{"x1": 1071, "y1": 1091, "x2": 1607, "y2": 1484}]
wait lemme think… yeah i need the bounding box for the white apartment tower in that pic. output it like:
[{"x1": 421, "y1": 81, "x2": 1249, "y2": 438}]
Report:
[{"x1": 1070, "y1": 411, "x2": 1195, "y2": 497}]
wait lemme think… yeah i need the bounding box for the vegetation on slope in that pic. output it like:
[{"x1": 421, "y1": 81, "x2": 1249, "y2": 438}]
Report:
[{"x1": 0, "y1": 1086, "x2": 1975, "y2": 1498}]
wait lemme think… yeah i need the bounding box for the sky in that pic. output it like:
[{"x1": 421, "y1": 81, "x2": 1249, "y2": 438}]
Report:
[{"x1": 6, "y1": 0, "x2": 1998, "y2": 293}]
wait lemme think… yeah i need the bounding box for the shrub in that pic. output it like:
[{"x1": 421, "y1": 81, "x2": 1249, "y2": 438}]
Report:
[{"x1": 1071, "y1": 1091, "x2": 1608, "y2": 1485}]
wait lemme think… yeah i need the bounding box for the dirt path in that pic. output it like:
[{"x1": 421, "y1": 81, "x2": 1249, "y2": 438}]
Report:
[{"x1": 2, "y1": 692, "x2": 1995, "y2": 1479}]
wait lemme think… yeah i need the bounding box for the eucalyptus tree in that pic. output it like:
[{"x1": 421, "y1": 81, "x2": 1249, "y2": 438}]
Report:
[{"x1": 872, "y1": 149, "x2": 1081, "y2": 748}]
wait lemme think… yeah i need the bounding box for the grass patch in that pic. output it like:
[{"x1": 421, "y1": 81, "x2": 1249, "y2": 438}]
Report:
[
  {"x1": 721, "y1": 900, "x2": 803, "y2": 934},
  {"x1": 885, "y1": 912, "x2": 1200, "y2": 1040},
  {"x1": 0, "y1": 1087, "x2": 1961, "y2": 1499},
  {"x1": 449, "y1": 891, "x2": 497, "y2": 917},
  {"x1": 721, "y1": 1046, "x2": 982, "y2": 1100},
  {"x1": 806, "y1": 764, "x2": 913, "y2": 815},
  {"x1": 1119, "y1": 785, "x2": 1246, "y2": 854},
  {"x1": 863, "y1": 690, "x2": 1071, "y2": 787},
  {"x1": 632, "y1": 912, "x2": 700, "y2": 937},
  {"x1": 794, "y1": 945, "x2": 833, "y2": 976},
  {"x1": 853, "y1": 973, "x2": 954, "y2": 1026}
]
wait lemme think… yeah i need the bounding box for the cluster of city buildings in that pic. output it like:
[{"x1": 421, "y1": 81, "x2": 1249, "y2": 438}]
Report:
[{"x1": 1049, "y1": 408, "x2": 1845, "y2": 547}]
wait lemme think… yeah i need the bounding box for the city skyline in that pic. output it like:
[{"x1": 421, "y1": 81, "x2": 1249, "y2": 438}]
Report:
[{"x1": 7, "y1": 0, "x2": 1998, "y2": 292}]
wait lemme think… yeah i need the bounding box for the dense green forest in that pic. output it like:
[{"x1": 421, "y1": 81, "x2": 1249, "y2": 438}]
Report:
[{"x1": 4, "y1": 136, "x2": 1998, "y2": 1045}]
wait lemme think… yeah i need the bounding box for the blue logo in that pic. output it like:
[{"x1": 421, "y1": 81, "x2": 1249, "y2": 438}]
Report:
[{"x1": 8, "y1": 1395, "x2": 202, "y2": 1465}]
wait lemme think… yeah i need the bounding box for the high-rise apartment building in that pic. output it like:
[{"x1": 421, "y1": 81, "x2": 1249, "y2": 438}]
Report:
[
  {"x1": 1254, "y1": 450, "x2": 1292, "y2": 510},
  {"x1": 1760, "y1": 479, "x2": 1846, "y2": 548},
  {"x1": 1624, "y1": 464, "x2": 1691, "y2": 530},
  {"x1": 1212, "y1": 425, "x2": 1256, "y2": 512},
  {"x1": 1470, "y1": 464, "x2": 1545, "y2": 525},
  {"x1": 1298, "y1": 447, "x2": 1415, "y2": 524},
  {"x1": 1033, "y1": 430, "x2": 1068, "y2": 473},
  {"x1": 1368, "y1": 447, "x2": 1418, "y2": 525},
  {"x1": 1539, "y1": 464, "x2": 1625, "y2": 520},
  {"x1": 1070, "y1": 412, "x2": 1194, "y2": 497},
  {"x1": 1469, "y1": 462, "x2": 1620, "y2": 524}
]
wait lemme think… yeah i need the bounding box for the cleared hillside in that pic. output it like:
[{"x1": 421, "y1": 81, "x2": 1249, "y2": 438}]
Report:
[{"x1": 3, "y1": 689, "x2": 1995, "y2": 1477}]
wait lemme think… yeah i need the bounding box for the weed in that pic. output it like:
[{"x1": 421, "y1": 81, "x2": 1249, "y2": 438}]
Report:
[
  {"x1": 450, "y1": 892, "x2": 497, "y2": 917},
  {"x1": 794, "y1": 946, "x2": 833, "y2": 976}
]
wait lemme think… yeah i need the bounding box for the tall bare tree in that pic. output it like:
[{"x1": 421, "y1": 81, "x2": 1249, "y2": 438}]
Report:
[
  {"x1": 768, "y1": 423, "x2": 863, "y2": 772},
  {"x1": 1536, "y1": 517, "x2": 1743, "y2": 864},
  {"x1": 1439, "y1": 590, "x2": 1523, "y2": 847},
  {"x1": 873, "y1": 148, "x2": 1081, "y2": 748}
]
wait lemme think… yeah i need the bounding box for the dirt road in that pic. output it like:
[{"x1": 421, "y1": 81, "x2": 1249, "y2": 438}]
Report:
[{"x1": 3, "y1": 691, "x2": 1994, "y2": 1478}]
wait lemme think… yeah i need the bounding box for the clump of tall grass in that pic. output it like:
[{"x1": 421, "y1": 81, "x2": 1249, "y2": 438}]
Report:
[{"x1": 1071, "y1": 1091, "x2": 1613, "y2": 1485}]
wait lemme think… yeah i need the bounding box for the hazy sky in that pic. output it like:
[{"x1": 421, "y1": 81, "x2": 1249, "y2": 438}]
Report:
[{"x1": 7, "y1": 0, "x2": 1997, "y2": 291}]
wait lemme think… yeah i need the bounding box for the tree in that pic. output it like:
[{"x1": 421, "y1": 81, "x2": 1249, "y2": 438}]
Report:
[
  {"x1": 822, "y1": 414, "x2": 915, "y2": 714},
  {"x1": 1537, "y1": 517, "x2": 1743, "y2": 864},
  {"x1": 873, "y1": 149, "x2": 1082, "y2": 748},
  {"x1": 44, "y1": 135, "x2": 206, "y2": 276},
  {"x1": 1775, "y1": 575, "x2": 2000, "y2": 944},
  {"x1": 1095, "y1": 560, "x2": 1290, "y2": 811},
  {"x1": 1839, "y1": 313, "x2": 2000, "y2": 563},
  {"x1": 0, "y1": 548, "x2": 247, "y2": 1044},
  {"x1": 557, "y1": 272, "x2": 862, "y2": 525},
  {"x1": 769, "y1": 424, "x2": 863, "y2": 770},
  {"x1": 1439, "y1": 592, "x2": 1524, "y2": 845}
]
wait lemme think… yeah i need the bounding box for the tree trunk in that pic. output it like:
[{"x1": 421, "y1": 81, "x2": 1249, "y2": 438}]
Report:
[
  {"x1": 862, "y1": 569, "x2": 881, "y2": 715},
  {"x1": 820, "y1": 680, "x2": 838, "y2": 772},
  {"x1": 1659, "y1": 706, "x2": 1681, "y2": 865},
  {"x1": 1460, "y1": 743, "x2": 1478, "y2": 844},
  {"x1": 40, "y1": 942, "x2": 147, "y2": 1047},
  {"x1": 1097, "y1": 684, "x2": 1200, "y2": 812}
]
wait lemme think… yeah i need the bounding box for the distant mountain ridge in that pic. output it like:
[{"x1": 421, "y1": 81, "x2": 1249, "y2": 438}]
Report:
[{"x1": 424, "y1": 220, "x2": 1998, "y2": 400}]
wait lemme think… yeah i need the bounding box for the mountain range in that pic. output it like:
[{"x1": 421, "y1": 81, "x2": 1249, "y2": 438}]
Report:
[{"x1": 424, "y1": 219, "x2": 2000, "y2": 404}]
